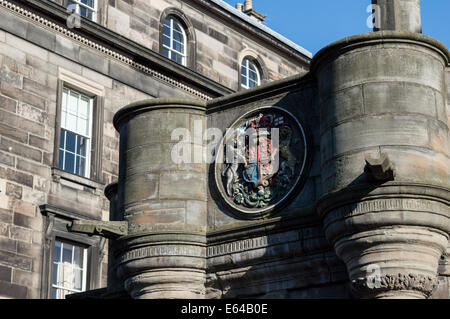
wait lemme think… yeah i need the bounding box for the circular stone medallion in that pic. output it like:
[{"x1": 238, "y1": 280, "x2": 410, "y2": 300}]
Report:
[{"x1": 214, "y1": 107, "x2": 309, "y2": 218}]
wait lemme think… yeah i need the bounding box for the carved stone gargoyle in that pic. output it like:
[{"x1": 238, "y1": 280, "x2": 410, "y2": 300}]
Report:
[
  {"x1": 68, "y1": 220, "x2": 128, "y2": 240},
  {"x1": 364, "y1": 153, "x2": 395, "y2": 182}
]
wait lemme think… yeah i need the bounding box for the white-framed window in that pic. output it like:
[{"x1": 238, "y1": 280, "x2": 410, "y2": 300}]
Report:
[
  {"x1": 67, "y1": 0, "x2": 97, "y2": 21},
  {"x1": 162, "y1": 16, "x2": 187, "y2": 66},
  {"x1": 51, "y1": 239, "x2": 88, "y2": 299},
  {"x1": 59, "y1": 87, "x2": 93, "y2": 178},
  {"x1": 241, "y1": 58, "x2": 261, "y2": 89}
]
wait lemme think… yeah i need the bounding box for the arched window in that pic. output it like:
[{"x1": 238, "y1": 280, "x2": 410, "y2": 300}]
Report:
[
  {"x1": 162, "y1": 16, "x2": 187, "y2": 66},
  {"x1": 241, "y1": 58, "x2": 261, "y2": 89}
]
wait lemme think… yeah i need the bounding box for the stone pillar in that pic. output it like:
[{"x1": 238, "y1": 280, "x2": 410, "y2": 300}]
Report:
[
  {"x1": 312, "y1": 32, "x2": 450, "y2": 298},
  {"x1": 372, "y1": 0, "x2": 422, "y2": 33},
  {"x1": 112, "y1": 99, "x2": 208, "y2": 299}
]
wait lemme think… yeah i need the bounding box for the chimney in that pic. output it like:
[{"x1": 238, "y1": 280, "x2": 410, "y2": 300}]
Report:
[
  {"x1": 236, "y1": 3, "x2": 243, "y2": 12},
  {"x1": 244, "y1": 0, "x2": 252, "y2": 11},
  {"x1": 241, "y1": 0, "x2": 266, "y2": 23},
  {"x1": 371, "y1": 0, "x2": 422, "y2": 33}
]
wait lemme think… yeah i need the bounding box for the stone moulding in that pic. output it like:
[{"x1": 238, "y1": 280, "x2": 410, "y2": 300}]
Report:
[
  {"x1": 317, "y1": 182, "x2": 450, "y2": 218},
  {"x1": 352, "y1": 273, "x2": 439, "y2": 299},
  {"x1": 0, "y1": 0, "x2": 214, "y2": 100},
  {"x1": 113, "y1": 98, "x2": 207, "y2": 131},
  {"x1": 310, "y1": 31, "x2": 450, "y2": 74}
]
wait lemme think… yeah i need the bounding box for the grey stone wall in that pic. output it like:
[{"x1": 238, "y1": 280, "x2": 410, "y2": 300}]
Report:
[
  {"x1": 0, "y1": 25, "x2": 155, "y2": 298},
  {"x1": 100, "y1": 0, "x2": 308, "y2": 90}
]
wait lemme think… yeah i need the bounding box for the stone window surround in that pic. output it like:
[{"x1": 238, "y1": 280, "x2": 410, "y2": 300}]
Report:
[
  {"x1": 52, "y1": 68, "x2": 105, "y2": 187},
  {"x1": 159, "y1": 7, "x2": 197, "y2": 71},
  {"x1": 40, "y1": 204, "x2": 104, "y2": 299},
  {"x1": 238, "y1": 50, "x2": 267, "y2": 90}
]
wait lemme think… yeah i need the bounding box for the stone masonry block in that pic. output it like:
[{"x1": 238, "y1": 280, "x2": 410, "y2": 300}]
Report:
[
  {"x1": 332, "y1": 116, "x2": 429, "y2": 157},
  {"x1": 25, "y1": 23, "x2": 55, "y2": 52},
  {"x1": 5, "y1": 182, "x2": 22, "y2": 200},
  {"x1": 5, "y1": 33, "x2": 49, "y2": 61},
  {"x1": 13, "y1": 213, "x2": 42, "y2": 232},
  {"x1": 0, "y1": 122, "x2": 28, "y2": 144},
  {"x1": 0, "y1": 69, "x2": 22, "y2": 89},
  {"x1": 0, "y1": 137, "x2": 42, "y2": 163},
  {"x1": 186, "y1": 200, "x2": 206, "y2": 227},
  {"x1": 0, "y1": 265, "x2": 11, "y2": 283},
  {"x1": 363, "y1": 82, "x2": 436, "y2": 117},
  {"x1": 9, "y1": 225, "x2": 31, "y2": 243},
  {"x1": 16, "y1": 158, "x2": 50, "y2": 178},
  {"x1": 9, "y1": 198, "x2": 36, "y2": 217},
  {"x1": 0, "y1": 281, "x2": 27, "y2": 298},
  {"x1": 12, "y1": 268, "x2": 40, "y2": 289},
  {"x1": 54, "y1": 34, "x2": 79, "y2": 61},
  {"x1": 79, "y1": 47, "x2": 109, "y2": 74},
  {"x1": 320, "y1": 85, "x2": 363, "y2": 130},
  {"x1": 124, "y1": 173, "x2": 159, "y2": 205},
  {"x1": 160, "y1": 172, "x2": 206, "y2": 201},
  {"x1": 0, "y1": 249, "x2": 32, "y2": 272},
  {"x1": 1, "y1": 83, "x2": 47, "y2": 110},
  {"x1": 0, "y1": 94, "x2": 17, "y2": 113}
]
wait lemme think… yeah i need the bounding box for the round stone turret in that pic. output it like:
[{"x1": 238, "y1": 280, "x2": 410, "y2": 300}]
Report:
[
  {"x1": 112, "y1": 99, "x2": 208, "y2": 299},
  {"x1": 312, "y1": 32, "x2": 450, "y2": 298}
]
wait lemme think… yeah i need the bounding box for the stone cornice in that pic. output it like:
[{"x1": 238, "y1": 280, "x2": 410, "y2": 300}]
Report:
[
  {"x1": 113, "y1": 98, "x2": 207, "y2": 131},
  {"x1": 206, "y1": 72, "x2": 315, "y2": 114},
  {"x1": 317, "y1": 182, "x2": 450, "y2": 218},
  {"x1": 3, "y1": 0, "x2": 234, "y2": 100},
  {"x1": 311, "y1": 31, "x2": 450, "y2": 74}
]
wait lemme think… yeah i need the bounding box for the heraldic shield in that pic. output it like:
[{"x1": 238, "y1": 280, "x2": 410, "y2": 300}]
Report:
[{"x1": 215, "y1": 106, "x2": 309, "y2": 218}]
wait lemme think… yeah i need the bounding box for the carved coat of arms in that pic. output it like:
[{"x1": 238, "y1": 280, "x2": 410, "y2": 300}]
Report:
[{"x1": 215, "y1": 107, "x2": 308, "y2": 217}]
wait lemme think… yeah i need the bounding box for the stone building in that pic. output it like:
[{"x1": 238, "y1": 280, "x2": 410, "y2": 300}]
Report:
[
  {"x1": 0, "y1": 0, "x2": 310, "y2": 299},
  {"x1": 0, "y1": 0, "x2": 449, "y2": 299}
]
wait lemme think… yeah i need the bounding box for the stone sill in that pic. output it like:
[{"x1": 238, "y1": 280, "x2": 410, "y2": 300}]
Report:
[{"x1": 51, "y1": 167, "x2": 105, "y2": 191}]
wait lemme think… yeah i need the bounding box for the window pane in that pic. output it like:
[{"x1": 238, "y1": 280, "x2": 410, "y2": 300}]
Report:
[
  {"x1": 58, "y1": 150, "x2": 65, "y2": 170},
  {"x1": 79, "y1": 6, "x2": 88, "y2": 18},
  {"x1": 62, "y1": 89, "x2": 68, "y2": 111},
  {"x1": 162, "y1": 35, "x2": 170, "y2": 47},
  {"x1": 73, "y1": 269, "x2": 83, "y2": 290},
  {"x1": 173, "y1": 41, "x2": 182, "y2": 53},
  {"x1": 78, "y1": 118, "x2": 87, "y2": 136},
  {"x1": 62, "y1": 243, "x2": 73, "y2": 263},
  {"x1": 65, "y1": 131, "x2": 76, "y2": 153},
  {"x1": 59, "y1": 130, "x2": 65, "y2": 149},
  {"x1": 66, "y1": 113, "x2": 77, "y2": 132},
  {"x1": 68, "y1": 92, "x2": 78, "y2": 114},
  {"x1": 162, "y1": 47, "x2": 170, "y2": 59},
  {"x1": 64, "y1": 152, "x2": 75, "y2": 174},
  {"x1": 241, "y1": 74, "x2": 247, "y2": 87},
  {"x1": 73, "y1": 246, "x2": 84, "y2": 268},
  {"x1": 173, "y1": 21, "x2": 183, "y2": 34},
  {"x1": 52, "y1": 262, "x2": 59, "y2": 286},
  {"x1": 54, "y1": 241, "x2": 61, "y2": 263},
  {"x1": 51, "y1": 288, "x2": 57, "y2": 299},
  {"x1": 81, "y1": 0, "x2": 94, "y2": 8},
  {"x1": 76, "y1": 136, "x2": 88, "y2": 157},
  {"x1": 75, "y1": 156, "x2": 86, "y2": 176},
  {"x1": 79, "y1": 97, "x2": 89, "y2": 119},
  {"x1": 173, "y1": 30, "x2": 183, "y2": 43}
]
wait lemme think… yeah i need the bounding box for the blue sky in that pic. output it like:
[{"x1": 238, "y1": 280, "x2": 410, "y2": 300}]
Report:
[{"x1": 223, "y1": 0, "x2": 450, "y2": 55}]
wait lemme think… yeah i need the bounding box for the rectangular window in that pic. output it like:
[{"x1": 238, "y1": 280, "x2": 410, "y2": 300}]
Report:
[
  {"x1": 67, "y1": 0, "x2": 97, "y2": 21},
  {"x1": 59, "y1": 88, "x2": 93, "y2": 178},
  {"x1": 51, "y1": 239, "x2": 88, "y2": 299}
]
